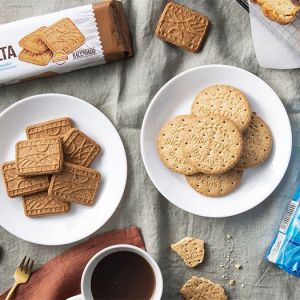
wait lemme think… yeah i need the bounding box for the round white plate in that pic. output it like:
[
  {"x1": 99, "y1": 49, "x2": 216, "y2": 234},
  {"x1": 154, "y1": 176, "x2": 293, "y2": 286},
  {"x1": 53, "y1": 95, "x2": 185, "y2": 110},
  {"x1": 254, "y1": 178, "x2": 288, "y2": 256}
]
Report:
[
  {"x1": 0, "y1": 94, "x2": 127, "y2": 245},
  {"x1": 141, "y1": 65, "x2": 292, "y2": 217}
]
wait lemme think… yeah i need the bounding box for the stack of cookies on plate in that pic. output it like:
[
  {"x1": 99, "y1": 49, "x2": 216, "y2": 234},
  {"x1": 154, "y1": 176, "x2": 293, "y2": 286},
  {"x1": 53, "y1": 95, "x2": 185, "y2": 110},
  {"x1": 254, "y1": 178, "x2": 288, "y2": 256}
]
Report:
[
  {"x1": 157, "y1": 85, "x2": 273, "y2": 197},
  {"x1": 1, "y1": 118, "x2": 101, "y2": 217}
]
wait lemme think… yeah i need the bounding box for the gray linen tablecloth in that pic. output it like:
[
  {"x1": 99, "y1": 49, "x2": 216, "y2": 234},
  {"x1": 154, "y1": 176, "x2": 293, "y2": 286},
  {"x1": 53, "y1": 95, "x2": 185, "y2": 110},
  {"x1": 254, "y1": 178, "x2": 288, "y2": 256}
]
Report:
[{"x1": 0, "y1": 1, "x2": 300, "y2": 299}]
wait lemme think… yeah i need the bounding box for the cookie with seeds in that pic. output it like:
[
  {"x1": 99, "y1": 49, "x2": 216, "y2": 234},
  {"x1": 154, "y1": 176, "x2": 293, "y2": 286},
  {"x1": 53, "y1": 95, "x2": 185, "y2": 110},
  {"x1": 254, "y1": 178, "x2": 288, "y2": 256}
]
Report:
[
  {"x1": 157, "y1": 115, "x2": 200, "y2": 175},
  {"x1": 171, "y1": 237, "x2": 205, "y2": 268},
  {"x1": 180, "y1": 276, "x2": 228, "y2": 300},
  {"x1": 191, "y1": 85, "x2": 251, "y2": 132},
  {"x1": 235, "y1": 113, "x2": 272, "y2": 169},
  {"x1": 186, "y1": 169, "x2": 243, "y2": 197},
  {"x1": 23, "y1": 191, "x2": 70, "y2": 217},
  {"x1": 184, "y1": 115, "x2": 243, "y2": 175}
]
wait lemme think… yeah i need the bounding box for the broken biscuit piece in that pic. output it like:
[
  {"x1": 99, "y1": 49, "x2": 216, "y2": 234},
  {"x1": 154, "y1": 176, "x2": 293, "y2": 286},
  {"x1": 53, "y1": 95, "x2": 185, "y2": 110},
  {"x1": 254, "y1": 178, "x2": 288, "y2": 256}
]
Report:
[
  {"x1": 180, "y1": 276, "x2": 228, "y2": 300},
  {"x1": 171, "y1": 237, "x2": 205, "y2": 268}
]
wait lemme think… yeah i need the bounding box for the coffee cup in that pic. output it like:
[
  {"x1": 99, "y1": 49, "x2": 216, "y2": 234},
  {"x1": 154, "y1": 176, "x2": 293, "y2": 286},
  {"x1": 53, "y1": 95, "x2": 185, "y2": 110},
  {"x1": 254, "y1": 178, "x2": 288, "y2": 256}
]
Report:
[{"x1": 67, "y1": 244, "x2": 163, "y2": 300}]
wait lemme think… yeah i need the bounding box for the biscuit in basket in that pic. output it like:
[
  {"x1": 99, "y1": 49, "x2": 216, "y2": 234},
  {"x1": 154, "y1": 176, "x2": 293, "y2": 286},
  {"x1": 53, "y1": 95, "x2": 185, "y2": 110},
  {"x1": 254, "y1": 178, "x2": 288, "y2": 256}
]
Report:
[
  {"x1": 23, "y1": 191, "x2": 70, "y2": 217},
  {"x1": 19, "y1": 26, "x2": 49, "y2": 54},
  {"x1": 251, "y1": 0, "x2": 300, "y2": 24},
  {"x1": 18, "y1": 49, "x2": 53, "y2": 66},
  {"x1": 15, "y1": 138, "x2": 63, "y2": 176},
  {"x1": 184, "y1": 115, "x2": 243, "y2": 174},
  {"x1": 186, "y1": 169, "x2": 243, "y2": 197},
  {"x1": 41, "y1": 18, "x2": 85, "y2": 54},
  {"x1": 180, "y1": 276, "x2": 228, "y2": 300},
  {"x1": 157, "y1": 115, "x2": 201, "y2": 175},
  {"x1": 26, "y1": 117, "x2": 73, "y2": 139},
  {"x1": 62, "y1": 128, "x2": 101, "y2": 167},
  {"x1": 171, "y1": 237, "x2": 205, "y2": 268},
  {"x1": 191, "y1": 85, "x2": 251, "y2": 132},
  {"x1": 48, "y1": 162, "x2": 101, "y2": 206},
  {"x1": 235, "y1": 113, "x2": 272, "y2": 169},
  {"x1": 1, "y1": 161, "x2": 49, "y2": 198}
]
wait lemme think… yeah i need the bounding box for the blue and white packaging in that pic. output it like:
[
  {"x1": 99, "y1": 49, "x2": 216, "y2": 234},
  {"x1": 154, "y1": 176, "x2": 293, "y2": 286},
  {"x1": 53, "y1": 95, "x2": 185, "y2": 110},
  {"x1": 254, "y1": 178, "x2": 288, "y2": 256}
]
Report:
[{"x1": 266, "y1": 186, "x2": 300, "y2": 277}]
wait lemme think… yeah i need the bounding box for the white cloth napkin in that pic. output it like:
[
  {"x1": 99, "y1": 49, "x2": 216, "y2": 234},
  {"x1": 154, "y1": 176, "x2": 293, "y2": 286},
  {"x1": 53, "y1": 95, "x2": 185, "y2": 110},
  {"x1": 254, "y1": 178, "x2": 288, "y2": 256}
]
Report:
[{"x1": 249, "y1": 2, "x2": 300, "y2": 69}]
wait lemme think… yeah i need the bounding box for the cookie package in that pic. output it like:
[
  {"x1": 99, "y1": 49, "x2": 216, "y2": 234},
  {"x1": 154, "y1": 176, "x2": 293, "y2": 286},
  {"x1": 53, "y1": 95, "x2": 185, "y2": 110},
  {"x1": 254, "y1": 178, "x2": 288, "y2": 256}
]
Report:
[{"x1": 0, "y1": 1, "x2": 133, "y2": 86}]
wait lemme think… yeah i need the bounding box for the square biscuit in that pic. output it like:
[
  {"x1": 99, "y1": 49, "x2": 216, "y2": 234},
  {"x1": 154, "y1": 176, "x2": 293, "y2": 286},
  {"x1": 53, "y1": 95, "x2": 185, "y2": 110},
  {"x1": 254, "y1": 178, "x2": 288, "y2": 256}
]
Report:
[
  {"x1": 23, "y1": 191, "x2": 70, "y2": 217},
  {"x1": 48, "y1": 162, "x2": 101, "y2": 206},
  {"x1": 18, "y1": 49, "x2": 53, "y2": 66},
  {"x1": 41, "y1": 18, "x2": 85, "y2": 54},
  {"x1": 62, "y1": 128, "x2": 101, "y2": 167},
  {"x1": 155, "y1": 2, "x2": 209, "y2": 53},
  {"x1": 19, "y1": 26, "x2": 49, "y2": 54},
  {"x1": 15, "y1": 138, "x2": 64, "y2": 176},
  {"x1": 1, "y1": 161, "x2": 49, "y2": 198},
  {"x1": 26, "y1": 117, "x2": 73, "y2": 139}
]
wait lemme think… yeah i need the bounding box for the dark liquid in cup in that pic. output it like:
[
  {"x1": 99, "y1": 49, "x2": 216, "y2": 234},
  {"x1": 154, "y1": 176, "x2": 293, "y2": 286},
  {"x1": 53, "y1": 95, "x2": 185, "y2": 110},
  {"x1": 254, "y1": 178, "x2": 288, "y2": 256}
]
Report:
[{"x1": 91, "y1": 251, "x2": 156, "y2": 300}]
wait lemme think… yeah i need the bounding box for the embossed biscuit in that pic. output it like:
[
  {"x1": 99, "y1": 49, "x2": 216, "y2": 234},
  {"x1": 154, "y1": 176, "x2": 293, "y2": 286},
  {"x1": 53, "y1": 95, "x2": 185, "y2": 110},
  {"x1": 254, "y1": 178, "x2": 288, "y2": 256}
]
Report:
[
  {"x1": 15, "y1": 138, "x2": 64, "y2": 176},
  {"x1": 186, "y1": 169, "x2": 243, "y2": 197},
  {"x1": 191, "y1": 85, "x2": 251, "y2": 132},
  {"x1": 184, "y1": 115, "x2": 243, "y2": 174},
  {"x1": 155, "y1": 2, "x2": 209, "y2": 53},
  {"x1": 1, "y1": 161, "x2": 49, "y2": 198},
  {"x1": 62, "y1": 128, "x2": 101, "y2": 167},
  {"x1": 48, "y1": 162, "x2": 101, "y2": 206},
  {"x1": 19, "y1": 26, "x2": 49, "y2": 54},
  {"x1": 180, "y1": 276, "x2": 228, "y2": 300},
  {"x1": 18, "y1": 49, "x2": 53, "y2": 66},
  {"x1": 26, "y1": 118, "x2": 73, "y2": 139},
  {"x1": 41, "y1": 18, "x2": 85, "y2": 54},
  {"x1": 157, "y1": 115, "x2": 200, "y2": 175},
  {"x1": 235, "y1": 113, "x2": 272, "y2": 169},
  {"x1": 171, "y1": 237, "x2": 205, "y2": 268},
  {"x1": 23, "y1": 191, "x2": 70, "y2": 217}
]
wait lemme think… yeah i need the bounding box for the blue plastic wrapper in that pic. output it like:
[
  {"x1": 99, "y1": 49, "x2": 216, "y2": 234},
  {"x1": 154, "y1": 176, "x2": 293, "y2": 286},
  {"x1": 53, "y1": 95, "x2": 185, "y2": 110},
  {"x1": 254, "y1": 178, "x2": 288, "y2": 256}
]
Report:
[{"x1": 266, "y1": 186, "x2": 300, "y2": 277}]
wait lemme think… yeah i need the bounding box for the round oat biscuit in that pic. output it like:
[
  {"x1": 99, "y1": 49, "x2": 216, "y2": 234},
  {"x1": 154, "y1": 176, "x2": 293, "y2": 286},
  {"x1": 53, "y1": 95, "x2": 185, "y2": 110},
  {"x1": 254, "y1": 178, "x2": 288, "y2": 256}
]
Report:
[
  {"x1": 235, "y1": 113, "x2": 272, "y2": 169},
  {"x1": 191, "y1": 85, "x2": 251, "y2": 132},
  {"x1": 186, "y1": 169, "x2": 243, "y2": 197},
  {"x1": 184, "y1": 114, "x2": 243, "y2": 175},
  {"x1": 157, "y1": 115, "x2": 200, "y2": 175}
]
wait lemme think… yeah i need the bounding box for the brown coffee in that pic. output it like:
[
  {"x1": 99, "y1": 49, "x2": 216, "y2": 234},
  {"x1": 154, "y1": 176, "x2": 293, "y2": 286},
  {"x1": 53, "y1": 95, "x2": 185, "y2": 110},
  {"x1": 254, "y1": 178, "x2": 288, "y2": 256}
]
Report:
[{"x1": 91, "y1": 251, "x2": 155, "y2": 300}]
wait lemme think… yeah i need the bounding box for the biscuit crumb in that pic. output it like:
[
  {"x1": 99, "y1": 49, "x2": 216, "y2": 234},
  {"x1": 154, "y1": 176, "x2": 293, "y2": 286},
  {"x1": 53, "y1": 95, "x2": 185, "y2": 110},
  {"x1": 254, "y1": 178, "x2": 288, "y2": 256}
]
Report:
[
  {"x1": 227, "y1": 234, "x2": 232, "y2": 239},
  {"x1": 235, "y1": 264, "x2": 242, "y2": 270},
  {"x1": 241, "y1": 284, "x2": 245, "y2": 288},
  {"x1": 229, "y1": 280, "x2": 235, "y2": 286}
]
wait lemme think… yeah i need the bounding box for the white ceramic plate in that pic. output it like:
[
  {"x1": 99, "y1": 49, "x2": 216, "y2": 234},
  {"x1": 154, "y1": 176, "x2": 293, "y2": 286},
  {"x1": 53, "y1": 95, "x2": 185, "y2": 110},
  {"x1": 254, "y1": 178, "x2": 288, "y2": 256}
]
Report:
[
  {"x1": 0, "y1": 94, "x2": 127, "y2": 245},
  {"x1": 141, "y1": 65, "x2": 292, "y2": 217}
]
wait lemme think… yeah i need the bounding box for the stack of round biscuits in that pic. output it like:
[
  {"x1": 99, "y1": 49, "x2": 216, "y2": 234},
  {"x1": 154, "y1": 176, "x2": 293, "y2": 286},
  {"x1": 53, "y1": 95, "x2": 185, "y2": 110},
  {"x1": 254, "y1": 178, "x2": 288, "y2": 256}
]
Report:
[{"x1": 157, "y1": 85, "x2": 273, "y2": 197}]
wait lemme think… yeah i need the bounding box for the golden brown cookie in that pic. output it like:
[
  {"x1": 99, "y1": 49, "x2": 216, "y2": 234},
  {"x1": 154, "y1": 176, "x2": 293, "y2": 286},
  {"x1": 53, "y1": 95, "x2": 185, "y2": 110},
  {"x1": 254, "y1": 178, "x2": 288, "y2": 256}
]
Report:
[
  {"x1": 191, "y1": 85, "x2": 251, "y2": 132},
  {"x1": 235, "y1": 113, "x2": 272, "y2": 169},
  {"x1": 26, "y1": 118, "x2": 73, "y2": 139},
  {"x1": 23, "y1": 191, "x2": 70, "y2": 217},
  {"x1": 251, "y1": 0, "x2": 300, "y2": 24},
  {"x1": 62, "y1": 128, "x2": 101, "y2": 167},
  {"x1": 171, "y1": 237, "x2": 205, "y2": 268},
  {"x1": 1, "y1": 161, "x2": 49, "y2": 198},
  {"x1": 155, "y1": 2, "x2": 209, "y2": 53},
  {"x1": 180, "y1": 276, "x2": 228, "y2": 300},
  {"x1": 19, "y1": 26, "x2": 49, "y2": 54},
  {"x1": 15, "y1": 138, "x2": 64, "y2": 176},
  {"x1": 41, "y1": 18, "x2": 85, "y2": 54},
  {"x1": 184, "y1": 115, "x2": 243, "y2": 174},
  {"x1": 157, "y1": 115, "x2": 200, "y2": 175},
  {"x1": 18, "y1": 49, "x2": 53, "y2": 66},
  {"x1": 48, "y1": 162, "x2": 101, "y2": 206},
  {"x1": 186, "y1": 169, "x2": 243, "y2": 197}
]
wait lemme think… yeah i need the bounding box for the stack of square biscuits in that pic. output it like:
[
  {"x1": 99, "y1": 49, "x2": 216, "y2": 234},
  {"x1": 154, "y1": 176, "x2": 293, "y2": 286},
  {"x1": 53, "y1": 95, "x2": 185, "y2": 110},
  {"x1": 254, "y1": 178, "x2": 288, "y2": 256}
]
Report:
[
  {"x1": 1, "y1": 117, "x2": 101, "y2": 217},
  {"x1": 18, "y1": 18, "x2": 85, "y2": 66},
  {"x1": 157, "y1": 85, "x2": 273, "y2": 197}
]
